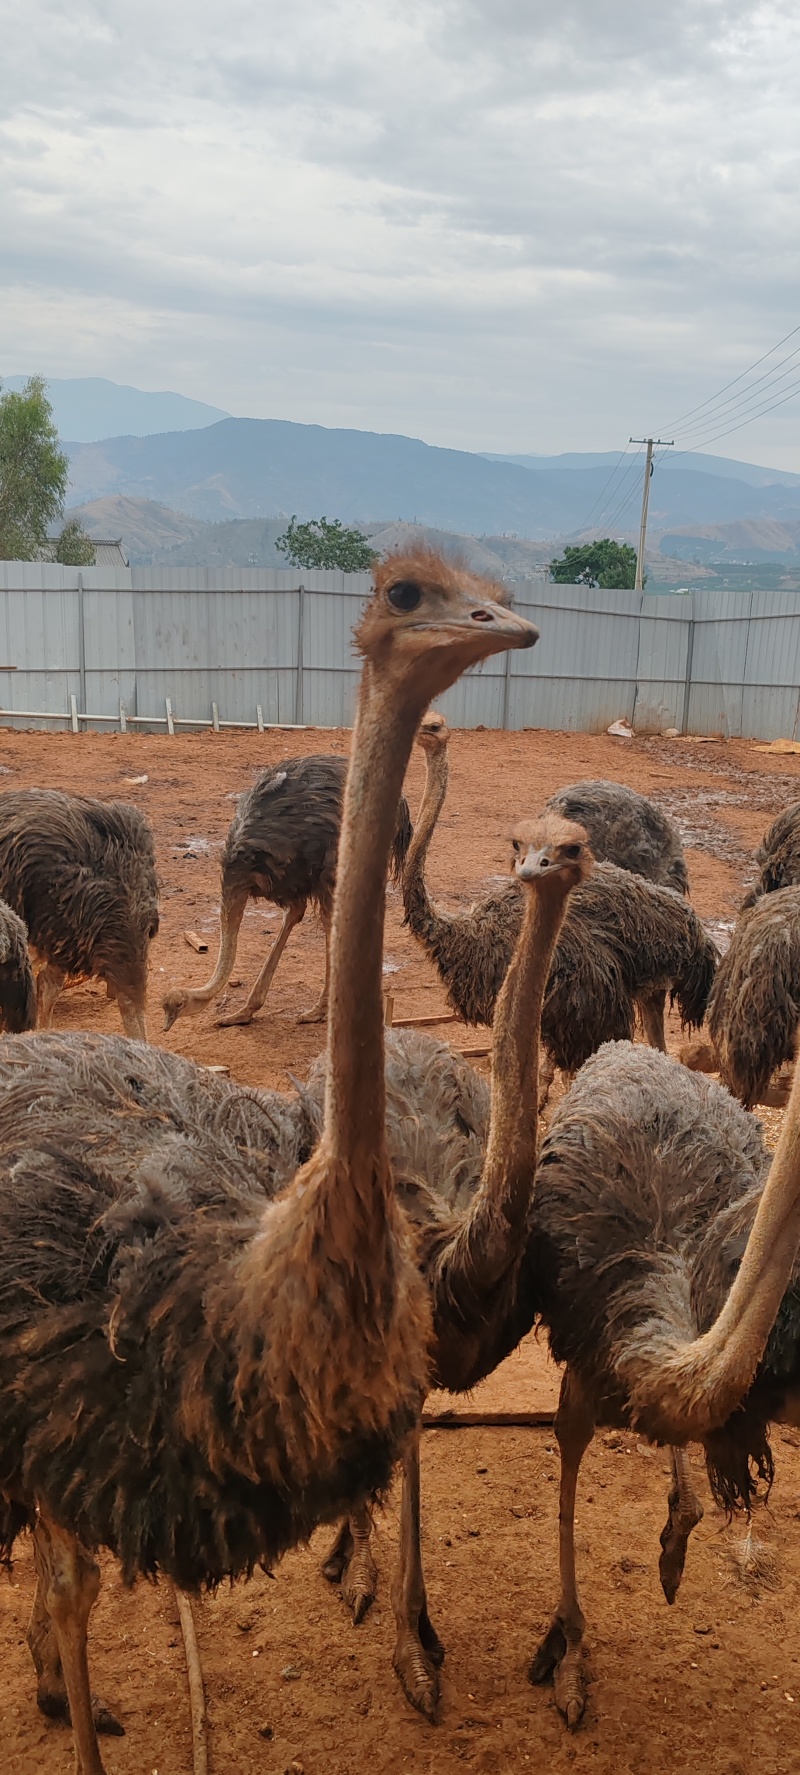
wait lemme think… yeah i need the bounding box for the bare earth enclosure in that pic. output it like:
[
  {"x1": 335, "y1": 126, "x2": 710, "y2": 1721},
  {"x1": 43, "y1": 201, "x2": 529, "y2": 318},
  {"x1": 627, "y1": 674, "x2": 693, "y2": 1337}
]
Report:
[{"x1": 1, "y1": 720, "x2": 800, "y2": 1775}]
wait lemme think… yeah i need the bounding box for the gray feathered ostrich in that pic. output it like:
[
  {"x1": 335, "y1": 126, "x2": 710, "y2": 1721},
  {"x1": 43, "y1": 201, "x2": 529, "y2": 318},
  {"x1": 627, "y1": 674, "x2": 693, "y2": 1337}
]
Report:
[
  {"x1": 527, "y1": 1040, "x2": 800, "y2": 1729},
  {"x1": 0, "y1": 552, "x2": 537, "y2": 1775},
  {"x1": 308, "y1": 812, "x2": 590, "y2": 1717},
  {"x1": 162, "y1": 756, "x2": 412, "y2": 1031},
  {"x1": 693, "y1": 885, "x2": 800, "y2": 1109},
  {"x1": 0, "y1": 790, "x2": 158, "y2": 1039},
  {"x1": 404, "y1": 715, "x2": 715, "y2": 1070},
  {"x1": 546, "y1": 777, "x2": 689, "y2": 894},
  {"x1": 742, "y1": 799, "x2": 800, "y2": 907},
  {"x1": 0, "y1": 899, "x2": 37, "y2": 1033}
]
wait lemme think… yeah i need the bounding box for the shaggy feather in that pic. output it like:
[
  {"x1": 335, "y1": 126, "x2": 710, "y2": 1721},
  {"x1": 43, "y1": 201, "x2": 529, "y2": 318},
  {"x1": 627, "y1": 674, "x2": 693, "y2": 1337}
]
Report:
[
  {"x1": 0, "y1": 899, "x2": 36, "y2": 1032},
  {"x1": 0, "y1": 789, "x2": 158, "y2": 1005},
  {"x1": 742, "y1": 801, "x2": 800, "y2": 906},
  {"x1": 546, "y1": 779, "x2": 689, "y2": 894},
  {"x1": 708, "y1": 887, "x2": 800, "y2": 1108},
  {"x1": 531, "y1": 1043, "x2": 800, "y2": 1508}
]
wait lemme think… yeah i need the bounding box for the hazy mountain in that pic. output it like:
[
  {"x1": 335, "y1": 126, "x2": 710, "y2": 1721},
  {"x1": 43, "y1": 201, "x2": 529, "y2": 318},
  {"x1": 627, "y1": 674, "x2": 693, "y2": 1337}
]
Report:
[
  {"x1": 1, "y1": 376, "x2": 228, "y2": 442},
  {"x1": 63, "y1": 416, "x2": 800, "y2": 537},
  {"x1": 484, "y1": 450, "x2": 800, "y2": 490}
]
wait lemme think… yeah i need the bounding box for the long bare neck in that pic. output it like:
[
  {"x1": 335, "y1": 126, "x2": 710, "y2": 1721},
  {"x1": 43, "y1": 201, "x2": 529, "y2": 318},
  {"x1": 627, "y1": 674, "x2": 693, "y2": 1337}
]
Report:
[
  {"x1": 402, "y1": 745, "x2": 450, "y2": 938},
  {"x1": 462, "y1": 880, "x2": 567, "y2": 1291},
  {"x1": 323, "y1": 663, "x2": 419, "y2": 1175}
]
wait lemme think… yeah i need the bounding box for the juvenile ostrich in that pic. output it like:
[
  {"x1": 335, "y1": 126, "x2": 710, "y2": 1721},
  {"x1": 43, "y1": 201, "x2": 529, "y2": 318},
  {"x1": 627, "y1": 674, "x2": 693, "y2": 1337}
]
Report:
[
  {"x1": 162, "y1": 757, "x2": 412, "y2": 1031},
  {"x1": 310, "y1": 813, "x2": 590, "y2": 1716},
  {"x1": 546, "y1": 777, "x2": 689, "y2": 894},
  {"x1": 0, "y1": 791, "x2": 158, "y2": 1040},
  {"x1": 0, "y1": 552, "x2": 537, "y2": 1774},
  {"x1": 742, "y1": 800, "x2": 800, "y2": 906},
  {"x1": 404, "y1": 714, "x2": 715, "y2": 1069},
  {"x1": 0, "y1": 899, "x2": 37, "y2": 1032},
  {"x1": 528, "y1": 1041, "x2": 800, "y2": 1728}
]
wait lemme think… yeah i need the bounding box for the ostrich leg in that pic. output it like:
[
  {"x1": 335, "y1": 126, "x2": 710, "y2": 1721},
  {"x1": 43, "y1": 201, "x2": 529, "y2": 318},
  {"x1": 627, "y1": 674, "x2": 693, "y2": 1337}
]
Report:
[
  {"x1": 658, "y1": 1446, "x2": 703, "y2": 1604},
  {"x1": 27, "y1": 1547, "x2": 124, "y2": 1737},
  {"x1": 36, "y1": 963, "x2": 66, "y2": 1028},
  {"x1": 216, "y1": 901, "x2": 305, "y2": 1026},
  {"x1": 33, "y1": 1512, "x2": 108, "y2": 1775},
  {"x1": 638, "y1": 987, "x2": 667, "y2": 1052},
  {"x1": 391, "y1": 1424, "x2": 444, "y2": 1720},
  {"x1": 529, "y1": 1368, "x2": 595, "y2": 1729},
  {"x1": 320, "y1": 1500, "x2": 378, "y2": 1624},
  {"x1": 298, "y1": 905, "x2": 332, "y2": 1025}
]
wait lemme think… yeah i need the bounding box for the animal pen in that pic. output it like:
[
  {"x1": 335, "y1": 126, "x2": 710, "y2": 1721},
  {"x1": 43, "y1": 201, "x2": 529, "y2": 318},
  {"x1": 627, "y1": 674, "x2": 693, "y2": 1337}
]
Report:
[{"x1": 2, "y1": 561, "x2": 800, "y2": 739}]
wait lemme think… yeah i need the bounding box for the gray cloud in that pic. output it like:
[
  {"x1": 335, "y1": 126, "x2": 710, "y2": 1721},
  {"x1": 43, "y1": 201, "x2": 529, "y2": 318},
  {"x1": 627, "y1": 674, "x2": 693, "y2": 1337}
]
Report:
[{"x1": 1, "y1": 0, "x2": 799, "y2": 463}]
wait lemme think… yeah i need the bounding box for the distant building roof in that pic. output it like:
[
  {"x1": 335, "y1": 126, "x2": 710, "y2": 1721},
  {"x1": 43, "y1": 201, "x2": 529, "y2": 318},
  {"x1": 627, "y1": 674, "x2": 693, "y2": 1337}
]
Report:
[{"x1": 90, "y1": 538, "x2": 129, "y2": 567}]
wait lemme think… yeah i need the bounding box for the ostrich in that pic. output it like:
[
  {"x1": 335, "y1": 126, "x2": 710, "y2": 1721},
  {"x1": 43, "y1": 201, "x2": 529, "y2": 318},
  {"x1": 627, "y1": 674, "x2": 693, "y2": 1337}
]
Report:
[
  {"x1": 404, "y1": 714, "x2": 716, "y2": 1073},
  {"x1": 690, "y1": 886, "x2": 800, "y2": 1109},
  {"x1": 0, "y1": 899, "x2": 37, "y2": 1032},
  {"x1": 0, "y1": 791, "x2": 158, "y2": 1040},
  {"x1": 545, "y1": 777, "x2": 689, "y2": 894},
  {"x1": 162, "y1": 757, "x2": 412, "y2": 1031},
  {"x1": 0, "y1": 551, "x2": 537, "y2": 1774},
  {"x1": 527, "y1": 1041, "x2": 800, "y2": 1728},
  {"x1": 742, "y1": 800, "x2": 800, "y2": 906},
  {"x1": 308, "y1": 812, "x2": 591, "y2": 1716}
]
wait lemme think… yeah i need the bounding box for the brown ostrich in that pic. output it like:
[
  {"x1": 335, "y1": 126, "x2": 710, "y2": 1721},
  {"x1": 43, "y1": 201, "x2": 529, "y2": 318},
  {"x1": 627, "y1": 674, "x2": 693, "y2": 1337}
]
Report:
[
  {"x1": 527, "y1": 1040, "x2": 800, "y2": 1728},
  {"x1": 162, "y1": 756, "x2": 412, "y2": 1031},
  {"x1": 692, "y1": 885, "x2": 800, "y2": 1109},
  {"x1": 0, "y1": 551, "x2": 537, "y2": 1774},
  {"x1": 0, "y1": 898, "x2": 37, "y2": 1032},
  {"x1": 404, "y1": 714, "x2": 716, "y2": 1072},
  {"x1": 0, "y1": 791, "x2": 158, "y2": 1039},
  {"x1": 742, "y1": 800, "x2": 800, "y2": 907},
  {"x1": 309, "y1": 812, "x2": 591, "y2": 1716},
  {"x1": 545, "y1": 777, "x2": 689, "y2": 893}
]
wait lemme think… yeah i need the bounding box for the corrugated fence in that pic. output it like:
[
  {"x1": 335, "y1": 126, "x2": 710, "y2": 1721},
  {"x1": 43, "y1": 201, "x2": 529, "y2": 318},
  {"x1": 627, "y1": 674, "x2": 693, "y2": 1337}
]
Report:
[{"x1": 1, "y1": 563, "x2": 799, "y2": 740}]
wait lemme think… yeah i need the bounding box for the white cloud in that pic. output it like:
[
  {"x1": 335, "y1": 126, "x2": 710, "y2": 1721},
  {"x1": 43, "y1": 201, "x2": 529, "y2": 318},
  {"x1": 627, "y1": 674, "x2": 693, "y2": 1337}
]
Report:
[{"x1": 1, "y1": 0, "x2": 799, "y2": 461}]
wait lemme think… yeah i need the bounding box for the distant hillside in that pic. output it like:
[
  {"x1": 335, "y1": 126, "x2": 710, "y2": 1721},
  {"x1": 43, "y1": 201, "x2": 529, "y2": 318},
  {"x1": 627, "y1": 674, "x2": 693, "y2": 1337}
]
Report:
[
  {"x1": 63, "y1": 416, "x2": 800, "y2": 537},
  {"x1": 2, "y1": 376, "x2": 228, "y2": 442},
  {"x1": 655, "y1": 518, "x2": 800, "y2": 564},
  {"x1": 485, "y1": 450, "x2": 800, "y2": 490}
]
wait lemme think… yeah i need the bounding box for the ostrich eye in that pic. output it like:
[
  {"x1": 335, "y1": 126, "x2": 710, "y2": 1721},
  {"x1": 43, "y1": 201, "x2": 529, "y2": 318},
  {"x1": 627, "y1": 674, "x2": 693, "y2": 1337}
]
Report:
[
  {"x1": 387, "y1": 580, "x2": 422, "y2": 612},
  {"x1": 511, "y1": 838, "x2": 521, "y2": 852},
  {"x1": 562, "y1": 844, "x2": 581, "y2": 859}
]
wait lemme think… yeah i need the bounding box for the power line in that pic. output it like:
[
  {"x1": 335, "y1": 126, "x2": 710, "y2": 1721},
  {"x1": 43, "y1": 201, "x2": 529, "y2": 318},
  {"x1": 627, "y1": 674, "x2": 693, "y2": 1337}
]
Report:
[
  {"x1": 672, "y1": 373, "x2": 800, "y2": 454},
  {"x1": 574, "y1": 442, "x2": 634, "y2": 535},
  {"x1": 658, "y1": 320, "x2": 800, "y2": 434}
]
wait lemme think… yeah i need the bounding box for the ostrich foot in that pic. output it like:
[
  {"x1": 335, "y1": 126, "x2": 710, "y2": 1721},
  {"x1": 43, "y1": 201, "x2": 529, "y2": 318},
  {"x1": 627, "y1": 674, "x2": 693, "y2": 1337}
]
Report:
[
  {"x1": 659, "y1": 1487, "x2": 703, "y2": 1605},
  {"x1": 529, "y1": 1617, "x2": 586, "y2": 1729},
  {"x1": 215, "y1": 1004, "x2": 257, "y2": 1028},
  {"x1": 341, "y1": 1541, "x2": 378, "y2": 1625},
  {"x1": 320, "y1": 1520, "x2": 352, "y2": 1585},
  {"x1": 393, "y1": 1608, "x2": 443, "y2": 1722},
  {"x1": 37, "y1": 1685, "x2": 125, "y2": 1736},
  {"x1": 297, "y1": 999, "x2": 327, "y2": 1025}
]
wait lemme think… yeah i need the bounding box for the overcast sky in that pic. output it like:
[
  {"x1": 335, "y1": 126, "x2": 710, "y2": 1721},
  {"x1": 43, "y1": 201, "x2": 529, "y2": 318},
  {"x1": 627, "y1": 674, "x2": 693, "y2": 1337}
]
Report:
[{"x1": 2, "y1": 1, "x2": 799, "y2": 463}]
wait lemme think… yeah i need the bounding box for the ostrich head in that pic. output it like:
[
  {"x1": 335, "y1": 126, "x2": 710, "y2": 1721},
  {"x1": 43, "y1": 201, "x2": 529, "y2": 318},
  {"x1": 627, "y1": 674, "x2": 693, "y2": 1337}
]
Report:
[
  {"x1": 416, "y1": 709, "x2": 451, "y2": 753},
  {"x1": 509, "y1": 814, "x2": 592, "y2": 890},
  {"x1": 357, "y1": 552, "x2": 538, "y2": 710}
]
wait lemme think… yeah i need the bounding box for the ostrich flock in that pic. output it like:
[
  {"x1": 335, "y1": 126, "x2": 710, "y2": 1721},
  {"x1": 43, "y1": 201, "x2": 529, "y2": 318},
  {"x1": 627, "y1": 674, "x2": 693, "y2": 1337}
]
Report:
[{"x1": 0, "y1": 553, "x2": 799, "y2": 1774}]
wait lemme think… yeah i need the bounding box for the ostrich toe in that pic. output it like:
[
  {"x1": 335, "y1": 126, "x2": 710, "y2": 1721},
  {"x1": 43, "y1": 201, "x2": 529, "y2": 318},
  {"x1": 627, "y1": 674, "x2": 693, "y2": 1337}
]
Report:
[
  {"x1": 297, "y1": 999, "x2": 327, "y2": 1025},
  {"x1": 320, "y1": 1520, "x2": 352, "y2": 1585},
  {"x1": 393, "y1": 1626, "x2": 441, "y2": 1721},
  {"x1": 37, "y1": 1685, "x2": 125, "y2": 1737},
  {"x1": 341, "y1": 1540, "x2": 378, "y2": 1624},
  {"x1": 529, "y1": 1616, "x2": 587, "y2": 1729},
  {"x1": 215, "y1": 1004, "x2": 257, "y2": 1027}
]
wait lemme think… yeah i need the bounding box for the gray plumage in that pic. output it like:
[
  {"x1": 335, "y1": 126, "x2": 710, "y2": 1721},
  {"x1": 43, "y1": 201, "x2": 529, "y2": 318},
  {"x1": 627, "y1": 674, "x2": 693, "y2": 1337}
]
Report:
[
  {"x1": 0, "y1": 899, "x2": 36, "y2": 1033},
  {"x1": 742, "y1": 801, "x2": 800, "y2": 907},
  {"x1": 546, "y1": 779, "x2": 689, "y2": 894},
  {"x1": 708, "y1": 886, "x2": 800, "y2": 1108}
]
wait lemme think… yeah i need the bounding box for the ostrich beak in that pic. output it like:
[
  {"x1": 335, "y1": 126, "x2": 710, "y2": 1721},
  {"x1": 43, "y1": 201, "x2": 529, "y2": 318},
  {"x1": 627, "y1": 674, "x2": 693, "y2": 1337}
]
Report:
[{"x1": 515, "y1": 847, "x2": 554, "y2": 880}]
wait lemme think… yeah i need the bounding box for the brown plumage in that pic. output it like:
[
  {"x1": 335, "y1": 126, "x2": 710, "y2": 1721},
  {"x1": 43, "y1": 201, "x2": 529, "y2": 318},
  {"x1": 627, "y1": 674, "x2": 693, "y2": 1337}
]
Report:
[
  {"x1": 403, "y1": 716, "x2": 715, "y2": 1069},
  {"x1": 545, "y1": 777, "x2": 689, "y2": 894},
  {"x1": 163, "y1": 754, "x2": 412, "y2": 1030},
  {"x1": 0, "y1": 548, "x2": 537, "y2": 1773},
  {"x1": 0, "y1": 898, "x2": 36, "y2": 1033},
  {"x1": 707, "y1": 886, "x2": 800, "y2": 1108},
  {"x1": 0, "y1": 790, "x2": 158, "y2": 1039},
  {"x1": 528, "y1": 1042, "x2": 800, "y2": 1729},
  {"x1": 742, "y1": 800, "x2": 800, "y2": 907}
]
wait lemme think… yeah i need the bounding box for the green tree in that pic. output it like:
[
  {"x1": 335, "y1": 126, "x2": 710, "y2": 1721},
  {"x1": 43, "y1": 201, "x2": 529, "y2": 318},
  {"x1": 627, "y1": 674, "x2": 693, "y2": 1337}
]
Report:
[
  {"x1": 53, "y1": 516, "x2": 96, "y2": 566},
  {"x1": 549, "y1": 538, "x2": 641, "y2": 590},
  {"x1": 276, "y1": 515, "x2": 377, "y2": 572},
  {"x1": 0, "y1": 376, "x2": 70, "y2": 560}
]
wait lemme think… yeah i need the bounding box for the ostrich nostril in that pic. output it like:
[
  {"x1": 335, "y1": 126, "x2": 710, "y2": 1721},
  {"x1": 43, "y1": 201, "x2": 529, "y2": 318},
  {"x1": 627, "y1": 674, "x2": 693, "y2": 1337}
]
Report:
[{"x1": 471, "y1": 610, "x2": 494, "y2": 624}]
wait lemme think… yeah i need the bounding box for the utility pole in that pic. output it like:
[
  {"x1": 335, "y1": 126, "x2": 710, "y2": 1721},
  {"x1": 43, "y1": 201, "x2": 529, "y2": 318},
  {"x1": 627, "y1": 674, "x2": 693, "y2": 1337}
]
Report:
[{"x1": 630, "y1": 436, "x2": 673, "y2": 590}]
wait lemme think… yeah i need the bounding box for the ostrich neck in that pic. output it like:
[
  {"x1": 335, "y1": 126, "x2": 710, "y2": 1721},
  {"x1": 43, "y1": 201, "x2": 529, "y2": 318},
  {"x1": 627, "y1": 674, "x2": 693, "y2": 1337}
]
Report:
[
  {"x1": 402, "y1": 747, "x2": 450, "y2": 940},
  {"x1": 461, "y1": 882, "x2": 567, "y2": 1292},
  {"x1": 323, "y1": 665, "x2": 419, "y2": 1175}
]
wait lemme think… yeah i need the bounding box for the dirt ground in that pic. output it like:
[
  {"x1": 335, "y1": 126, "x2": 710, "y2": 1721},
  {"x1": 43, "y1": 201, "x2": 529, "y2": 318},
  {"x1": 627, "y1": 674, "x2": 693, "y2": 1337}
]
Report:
[{"x1": 1, "y1": 720, "x2": 799, "y2": 1775}]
